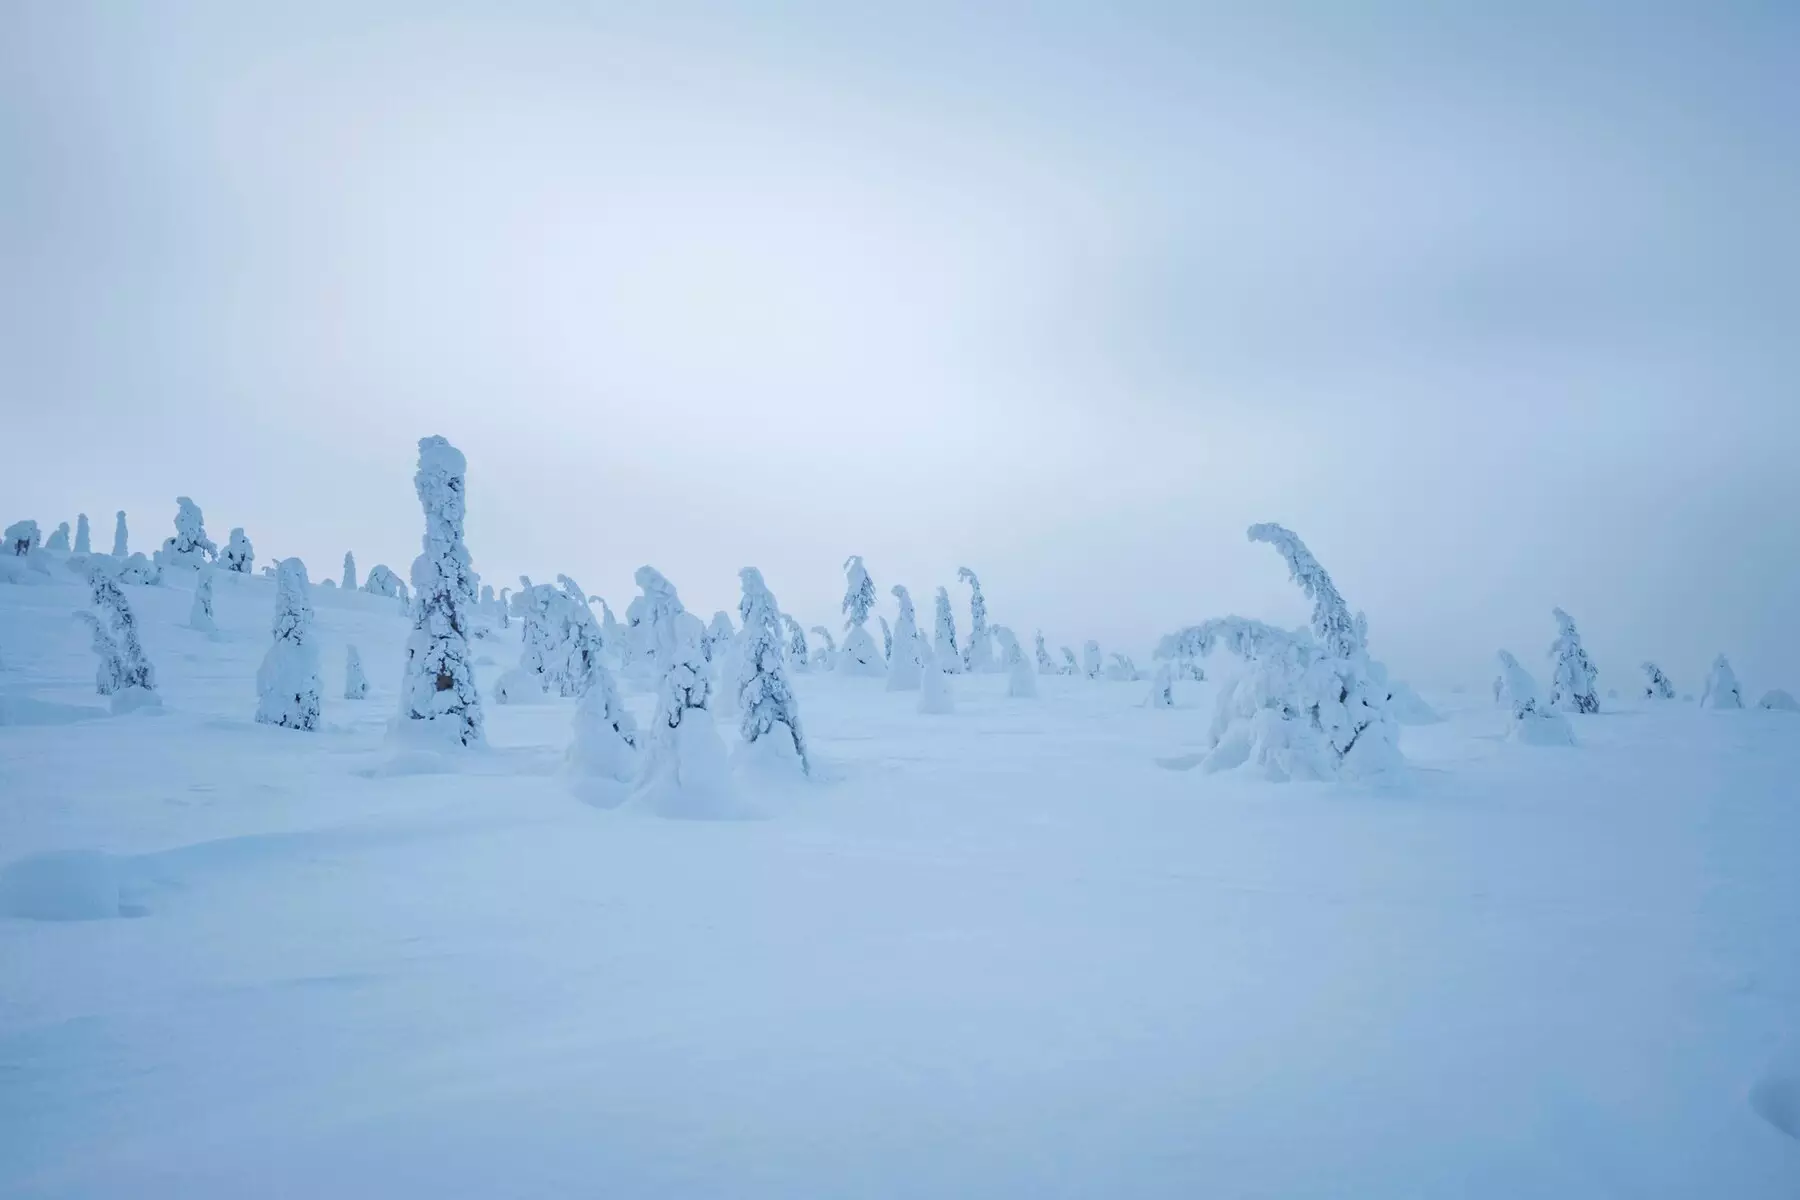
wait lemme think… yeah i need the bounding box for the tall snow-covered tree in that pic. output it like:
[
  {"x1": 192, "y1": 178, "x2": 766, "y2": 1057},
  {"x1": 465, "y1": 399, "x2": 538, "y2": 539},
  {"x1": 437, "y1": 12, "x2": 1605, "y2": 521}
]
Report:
[
  {"x1": 1546, "y1": 608, "x2": 1600, "y2": 714},
  {"x1": 782, "y1": 614, "x2": 810, "y2": 673},
  {"x1": 957, "y1": 567, "x2": 997, "y2": 673},
  {"x1": 74, "y1": 513, "x2": 91, "y2": 555},
  {"x1": 395, "y1": 436, "x2": 484, "y2": 746},
  {"x1": 1700, "y1": 654, "x2": 1743, "y2": 709},
  {"x1": 188, "y1": 565, "x2": 216, "y2": 632},
  {"x1": 736, "y1": 567, "x2": 810, "y2": 775},
  {"x1": 344, "y1": 644, "x2": 369, "y2": 699},
  {"x1": 631, "y1": 565, "x2": 734, "y2": 816},
  {"x1": 810, "y1": 625, "x2": 838, "y2": 672},
  {"x1": 220, "y1": 528, "x2": 255, "y2": 574},
  {"x1": 111, "y1": 510, "x2": 128, "y2": 557},
  {"x1": 1034, "y1": 631, "x2": 1057, "y2": 675},
  {"x1": 933, "y1": 586, "x2": 963, "y2": 674},
  {"x1": 44, "y1": 522, "x2": 71, "y2": 553},
  {"x1": 1082, "y1": 640, "x2": 1103, "y2": 680},
  {"x1": 342, "y1": 551, "x2": 358, "y2": 591},
  {"x1": 994, "y1": 625, "x2": 1036, "y2": 698},
  {"x1": 1495, "y1": 649, "x2": 1574, "y2": 744},
  {"x1": 84, "y1": 563, "x2": 157, "y2": 712},
  {"x1": 5, "y1": 519, "x2": 39, "y2": 556},
  {"x1": 1641, "y1": 661, "x2": 1675, "y2": 701},
  {"x1": 886, "y1": 584, "x2": 924, "y2": 692},
  {"x1": 838, "y1": 555, "x2": 884, "y2": 676},
  {"x1": 160, "y1": 496, "x2": 216, "y2": 568},
  {"x1": 553, "y1": 575, "x2": 606, "y2": 697},
  {"x1": 256, "y1": 558, "x2": 321, "y2": 731}
]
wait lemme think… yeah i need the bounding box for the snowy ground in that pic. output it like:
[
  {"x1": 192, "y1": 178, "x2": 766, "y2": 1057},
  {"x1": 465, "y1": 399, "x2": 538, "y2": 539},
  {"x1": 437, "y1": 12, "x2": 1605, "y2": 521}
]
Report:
[{"x1": 3, "y1": 566, "x2": 1798, "y2": 1197}]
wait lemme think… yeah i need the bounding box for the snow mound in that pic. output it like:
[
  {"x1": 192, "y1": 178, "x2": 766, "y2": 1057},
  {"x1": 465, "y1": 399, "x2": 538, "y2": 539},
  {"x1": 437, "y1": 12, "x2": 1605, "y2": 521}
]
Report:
[
  {"x1": 0, "y1": 851, "x2": 132, "y2": 920},
  {"x1": 0, "y1": 695, "x2": 107, "y2": 726},
  {"x1": 1757, "y1": 689, "x2": 1798, "y2": 713}
]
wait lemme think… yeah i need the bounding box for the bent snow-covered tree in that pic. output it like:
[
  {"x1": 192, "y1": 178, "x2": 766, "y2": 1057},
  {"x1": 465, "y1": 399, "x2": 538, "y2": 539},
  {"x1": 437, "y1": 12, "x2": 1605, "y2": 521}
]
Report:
[
  {"x1": 255, "y1": 558, "x2": 321, "y2": 731},
  {"x1": 160, "y1": 496, "x2": 216, "y2": 568},
  {"x1": 1082, "y1": 640, "x2": 1103, "y2": 680},
  {"x1": 1061, "y1": 646, "x2": 1079, "y2": 675},
  {"x1": 1641, "y1": 661, "x2": 1675, "y2": 701},
  {"x1": 782, "y1": 614, "x2": 810, "y2": 672},
  {"x1": 1546, "y1": 608, "x2": 1600, "y2": 713},
  {"x1": 83, "y1": 563, "x2": 158, "y2": 711},
  {"x1": 933, "y1": 587, "x2": 963, "y2": 674},
  {"x1": 395, "y1": 436, "x2": 484, "y2": 746},
  {"x1": 44, "y1": 522, "x2": 71, "y2": 553},
  {"x1": 838, "y1": 555, "x2": 884, "y2": 676},
  {"x1": 631, "y1": 566, "x2": 734, "y2": 816},
  {"x1": 885, "y1": 584, "x2": 923, "y2": 692},
  {"x1": 994, "y1": 625, "x2": 1036, "y2": 699},
  {"x1": 1495, "y1": 649, "x2": 1574, "y2": 745},
  {"x1": 810, "y1": 625, "x2": 837, "y2": 672},
  {"x1": 736, "y1": 567, "x2": 810, "y2": 774},
  {"x1": 1034, "y1": 631, "x2": 1058, "y2": 675},
  {"x1": 220, "y1": 528, "x2": 255, "y2": 574},
  {"x1": 958, "y1": 567, "x2": 997, "y2": 673},
  {"x1": 1700, "y1": 654, "x2": 1743, "y2": 709}
]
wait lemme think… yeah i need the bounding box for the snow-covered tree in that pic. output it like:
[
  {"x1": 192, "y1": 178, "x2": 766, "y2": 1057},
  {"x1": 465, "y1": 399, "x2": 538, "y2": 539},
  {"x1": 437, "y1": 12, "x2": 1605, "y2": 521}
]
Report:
[
  {"x1": 598, "y1": 597, "x2": 620, "y2": 651},
  {"x1": 1641, "y1": 661, "x2": 1675, "y2": 701},
  {"x1": 111, "y1": 510, "x2": 128, "y2": 557},
  {"x1": 44, "y1": 522, "x2": 71, "y2": 553},
  {"x1": 72, "y1": 611, "x2": 123, "y2": 696},
  {"x1": 886, "y1": 584, "x2": 924, "y2": 692},
  {"x1": 1700, "y1": 654, "x2": 1743, "y2": 709},
  {"x1": 838, "y1": 555, "x2": 884, "y2": 676},
  {"x1": 879, "y1": 615, "x2": 893, "y2": 664},
  {"x1": 1061, "y1": 646, "x2": 1079, "y2": 675},
  {"x1": 495, "y1": 587, "x2": 512, "y2": 630},
  {"x1": 958, "y1": 567, "x2": 998, "y2": 672},
  {"x1": 160, "y1": 496, "x2": 216, "y2": 569},
  {"x1": 77, "y1": 562, "x2": 157, "y2": 712},
  {"x1": 5, "y1": 519, "x2": 39, "y2": 556},
  {"x1": 736, "y1": 567, "x2": 810, "y2": 775},
  {"x1": 363, "y1": 563, "x2": 401, "y2": 597},
  {"x1": 1146, "y1": 660, "x2": 1176, "y2": 708},
  {"x1": 566, "y1": 658, "x2": 639, "y2": 803},
  {"x1": 118, "y1": 552, "x2": 160, "y2": 585},
  {"x1": 933, "y1": 586, "x2": 963, "y2": 674},
  {"x1": 344, "y1": 644, "x2": 369, "y2": 699},
  {"x1": 342, "y1": 551, "x2": 357, "y2": 591},
  {"x1": 1495, "y1": 649, "x2": 1574, "y2": 745},
  {"x1": 783, "y1": 614, "x2": 810, "y2": 673},
  {"x1": 255, "y1": 558, "x2": 321, "y2": 731},
  {"x1": 625, "y1": 566, "x2": 686, "y2": 687},
  {"x1": 395, "y1": 436, "x2": 484, "y2": 746},
  {"x1": 1082, "y1": 640, "x2": 1103, "y2": 680},
  {"x1": 994, "y1": 625, "x2": 1036, "y2": 698},
  {"x1": 188, "y1": 565, "x2": 216, "y2": 632},
  {"x1": 810, "y1": 625, "x2": 838, "y2": 672},
  {"x1": 1759, "y1": 688, "x2": 1798, "y2": 712},
  {"x1": 480, "y1": 583, "x2": 495, "y2": 613},
  {"x1": 1546, "y1": 608, "x2": 1599, "y2": 714},
  {"x1": 1034, "y1": 630, "x2": 1057, "y2": 675},
  {"x1": 1105, "y1": 653, "x2": 1140, "y2": 682},
  {"x1": 551, "y1": 575, "x2": 606, "y2": 697},
  {"x1": 707, "y1": 611, "x2": 736, "y2": 662},
  {"x1": 918, "y1": 640, "x2": 954, "y2": 714},
  {"x1": 631, "y1": 566, "x2": 734, "y2": 816},
  {"x1": 220, "y1": 528, "x2": 254, "y2": 574}
]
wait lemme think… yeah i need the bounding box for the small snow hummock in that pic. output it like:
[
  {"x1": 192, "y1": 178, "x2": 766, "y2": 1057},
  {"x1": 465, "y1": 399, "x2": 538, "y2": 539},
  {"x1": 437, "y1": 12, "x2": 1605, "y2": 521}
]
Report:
[
  {"x1": 188, "y1": 565, "x2": 216, "y2": 632},
  {"x1": 158, "y1": 496, "x2": 216, "y2": 569},
  {"x1": 958, "y1": 566, "x2": 998, "y2": 673},
  {"x1": 344, "y1": 644, "x2": 369, "y2": 700},
  {"x1": 995, "y1": 626, "x2": 1037, "y2": 699},
  {"x1": 1759, "y1": 688, "x2": 1799, "y2": 712},
  {"x1": 933, "y1": 586, "x2": 963, "y2": 674},
  {"x1": 111, "y1": 510, "x2": 128, "y2": 557},
  {"x1": 1082, "y1": 640, "x2": 1103, "y2": 680},
  {"x1": 1700, "y1": 655, "x2": 1743, "y2": 710},
  {"x1": 342, "y1": 551, "x2": 358, "y2": 592},
  {"x1": 885, "y1": 584, "x2": 924, "y2": 692},
  {"x1": 1495, "y1": 649, "x2": 1574, "y2": 745},
  {"x1": 630, "y1": 566, "x2": 736, "y2": 818},
  {"x1": 220, "y1": 527, "x2": 255, "y2": 574},
  {"x1": 392, "y1": 437, "x2": 485, "y2": 747},
  {"x1": 74, "y1": 513, "x2": 91, "y2": 555},
  {"x1": 1547, "y1": 608, "x2": 1600, "y2": 714},
  {"x1": 736, "y1": 567, "x2": 810, "y2": 776},
  {"x1": 44, "y1": 522, "x2": 71, "y2": 553},
  {"x1": 1034, "y1": 630, "x2": 1058, "y2": 676},
  {"x1": 782, "y1": 614, "x2": 809, "y2": 673},
  {"x1": 838, "y1": 556, "x2": 884, "y2": 677},
  {"x1": 5, "y1": 519, "x2": 40, "y2": 556},
  {"x1": 1642, "y1": 661, "x2": 1676, "y2": 701},
  {"x1": 565, "y1": 660, "x2": 639, "y2": 806},
  {"x1": 255, "y1": 558, "x2": 322, "y2": 731},
  {"x1": 918, "y1": 640, "x2": 955, "y2": 714},
  {"x1": 77, "y1": 562, "x2": 159, "y2": 712}
]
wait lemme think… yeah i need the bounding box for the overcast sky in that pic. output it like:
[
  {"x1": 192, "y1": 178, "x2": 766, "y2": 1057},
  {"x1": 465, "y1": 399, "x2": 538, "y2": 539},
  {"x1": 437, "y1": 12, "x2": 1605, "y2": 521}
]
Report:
[{"x1": 5, "y1": 2, "x2": 1796, "y2": 689}]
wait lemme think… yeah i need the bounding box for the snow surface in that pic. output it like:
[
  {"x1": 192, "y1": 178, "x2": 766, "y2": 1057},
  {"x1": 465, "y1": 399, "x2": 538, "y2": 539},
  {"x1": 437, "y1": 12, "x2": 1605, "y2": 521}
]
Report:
[{"x1": 2, "y1": 568, "x2": 1799, "y2": 1197}]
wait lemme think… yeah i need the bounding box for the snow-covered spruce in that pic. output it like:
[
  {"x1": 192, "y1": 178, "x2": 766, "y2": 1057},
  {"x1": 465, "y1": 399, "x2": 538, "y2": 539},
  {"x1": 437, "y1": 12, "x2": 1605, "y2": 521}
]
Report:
[
  {"x1": 1106, "y1": 653, "x2": 1140, "y2": 682},
  {"x1": 220, "y1": 527, "x2": 255, "y2": 574},
  {"x1": 1061, "y1": 646, "x2": 1079, "y2": 675},
  {"x1": 810, "y1": 626, "x2": 838, "y2": 672},
  {"x1": 736, "y1": 567, "x2": 810, "y2": 775},
  {"x1": 838, "y1": 556, "x2": 884, "y2": 676},
  {"x1": 495, "y1": 587, "x2": 512, "y2": 630},
  {"x1": 1146, "y1": 660, "x2": 1176, "y2": 708},
  {"x1": 74, "y1": 513, "x2": 91, "y2": 556},
  {"x1": 547, "y1": 576, "x2": 606, "y2": 698},
  {"x1": 782, "y1": 614, "x2": 810, "y2": 673},
  {"x1": 1034, "y1": 631, "x2": 1058, "y2": 676},
  {"x1": 5, "y1": 519, "x2": 39, "y2": 556},
  {"x1": 159, "y1": 496, "x2": 216, "y2": 569},
  {"x1": 44, "y1": 522, "x2": 71, "y2": 553},
  {"x1": 1642, "y1": 661, "x2": 1676, "y2": 701},
  {"x1": 111, "y1": 511, "x2": 128, "y2": 557},
  {"x1": 630, "y1": 566, "x2": 734, "y2": 817},
  {"x1": 1495, "y1": 649, "x2": 1574, "y2": 745},
  {"x1": 1759, "y1": 688, "x2": 1799, "y2": 713},
  {"x1": 394, "y1": 436, "x2": 484, "y2": 747},
  {"x1": 994, "y1": 626, "x2": 1036, "y2": 699},
  {"x1": 565, "y1": 655, "x2": 639, "y2": 806},
  {"x1": 362, "y1": 563, "x2": 401, "y2": 597},
  {"x1": 1082, "y1": 640, "x2": 1103, "y2": 680},
  {"x1": 342, "y1": 551, "x2": 357, "y2": 592},
  {"x1": 72, "y1": 612, "x2": 123, "y2": 696},
  {"x1": 879, "y1": 615, "x2": 893, "y2": 664},
  {"x1": 1700, "y1": 655, "x2": 1743, "y2": 710},
  {"x1": 933, "y1": 587, "x2": 963, "y2": 674},
  {"x1": 957, "y1": 567, "x2": 997, "y2": 673},
  {"x1": 344, "y1": 644, "x2": 369, "y2": 700},
  {"x1": 255, "y1": 558, "x2": 322, "y2": 732},
  {"x1": 707, "y1": 611, "x2": 735, "y2": 663},
  {"x1": 597, "y1": 597, "x2": 620, "y2": 653},
  {"x1": 188, "y1": 565, "x2": 216, "y2": 632},
  {"x1": 885, "y1": 584, "x2": 923, "y2": 692},
  {"x1": 626, "y1": 567, "x2": 686, "y2": 687},
  {"x1": 1546, "y1": 608, "x2": 1600, "y2": 714},
  {"x1": 118, "y1": 553, "x2": 160, "y2": 585},
  {"x1": 918, "y1": 640, "x2": 954, "y2": 714}
]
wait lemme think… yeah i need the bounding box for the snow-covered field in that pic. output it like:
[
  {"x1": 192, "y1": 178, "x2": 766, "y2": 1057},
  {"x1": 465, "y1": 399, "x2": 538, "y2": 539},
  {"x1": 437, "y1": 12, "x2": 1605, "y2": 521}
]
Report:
[{"x1": 3, "y1": 565, "x2": 1798, "y2": 1197}]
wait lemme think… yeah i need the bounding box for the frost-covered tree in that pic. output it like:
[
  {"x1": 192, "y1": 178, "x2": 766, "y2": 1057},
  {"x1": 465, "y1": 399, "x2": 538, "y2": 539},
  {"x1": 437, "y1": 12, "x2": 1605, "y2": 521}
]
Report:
[
  {"x1": 736, "y1": 567, "x2": 810, "y2": 775},
  {"x1": 73, "y1": 611, "x2": 123, "y2": 697},
  {"x1": 220, "y1": 527, "x2": 255, "y2": 574},
  {"x1": 810, "y1": 625, "x2": 838, "y2": 672},
  {"x1": 1061, "y1": 646, "x2": 1079, "y2": 675},
  {"x1": 342, "y1": 551, "x2": 358, "y2": 592},
  {"x1": 598, "y1": 597, "x2": 619, "y2": 651},
  {"x1": 782, "y1": 614, "x2": 810, "y2": 672},
  {"x1": 1641, "y1": 661, "x2": 1675, "y2": 701},
  {"x1": 1546, "y1": 608, "x2": 1599, "y2": 714},
  {"x1": 5, "y1": 519, "x2": 39, "y2": 556},
  {"x1": 933, "y1": 586, "x2": 963, "y2": 674},
  {"x1": 1082, "y1": 640, "x2": 1103, "y2": 680},
  {"x1": 918, "y1": 640, "x2": 954, "y2": 714},
  {"x1": 838, "y1": 555, "x2": 884, "y2": 676},
  {"x1": 626, "y1": 566, "x2": 687, "y2": 688},
  {"x1": 1034, "y1": 630, "x2": 1057, "y2": 675},
  {"x1": 77, "y1": 562, "x2": 158, "y2": 712},
  {"x1": 994, "y1": 625, "x2": 1036, "y2": 699},
  {"x1": 496, "y1": 586, "x2": 512, "y2": 630},
  {"x1": 395, "y1": 436, "x2": 484, "y2": 746},
  {"x1": 118, "y1": 552, "x2": 160, "y2": 585},
  {"x1": 1495, "y1": 649, "x2": 1574, "y2": 745},
  {"x1": 707, "y1": 611, "x2": 736, "y2": 662},
  {"x1": 1758, "y1": 688, "x2": 1798, "y2": 712},
  {"x1": 255, "y1": 558, "x2": 321, "y2": 731},
  {"x1": 631, "y1": 566, "x2": 734, "y2": 816},
  {"x1": 160, "y1": 496, "x2": 216, "y2": 568},
  {"x1": 44, "y1": 522, "x2": 71, "y2": 553},
  {"x1": 363, "y1": 563, "x2": 400, "y2": 597},
  {"x1": 957, "y1": 567, "x2": 997, "y2": 673},
  {"x1": 1106, "y1": 653, "x2": 1142, "y2": 682},
  {"x1": 480, "y1": 583, "x2": 495, "y2": 613},
  {"x1": 73, "y1": 513, "x2": 91, "y2": 555},
  {"x1": 566, "y1": 658, "x2": 639, "y2": 803},
  {"x1": 1700, "y1": 654, "x2": 1743, "y2": 709},
  {"x1": 879, "y1": 615, "x2": 893, "y2": 664},
  {"x1": 111, "y1": 510, "x2": 128, "y2": 557},
  {"x1": 344, "y1": 644, "x2": 369, "y2": 700},
  {"x1": 1146, "y1": 660, "x2": 1176, "y2": 708},
  {"x1": 552, "y1": 575, "x2": 606, "y2": 697},
  {"x1": 188, "y1": 565, "x2": 216, "y2": 632},
  {"x1": 886, "y1": 584, "x2": 924, "y2": 692}
]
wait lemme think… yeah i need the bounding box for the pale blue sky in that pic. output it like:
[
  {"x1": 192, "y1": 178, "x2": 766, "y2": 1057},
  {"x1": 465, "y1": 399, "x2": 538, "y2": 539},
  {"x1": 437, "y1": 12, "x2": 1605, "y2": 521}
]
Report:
[{"x1": 4, "y1": 2, "x2": 1796, "y2": 689}]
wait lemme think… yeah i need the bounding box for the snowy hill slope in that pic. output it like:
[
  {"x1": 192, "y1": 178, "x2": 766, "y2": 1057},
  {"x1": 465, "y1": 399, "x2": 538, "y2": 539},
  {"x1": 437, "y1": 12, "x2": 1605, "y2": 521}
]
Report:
[{"x1": 2, "y1": 566, "x2": 1798, "y2": 1197}]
